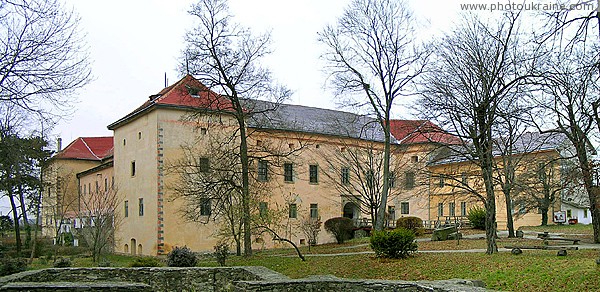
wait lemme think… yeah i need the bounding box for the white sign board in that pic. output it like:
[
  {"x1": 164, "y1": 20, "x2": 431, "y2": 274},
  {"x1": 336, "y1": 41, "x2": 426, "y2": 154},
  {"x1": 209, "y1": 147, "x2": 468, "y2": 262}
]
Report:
[{"x1": 553, "y1": 211, "x2": 566, "y2": 223}]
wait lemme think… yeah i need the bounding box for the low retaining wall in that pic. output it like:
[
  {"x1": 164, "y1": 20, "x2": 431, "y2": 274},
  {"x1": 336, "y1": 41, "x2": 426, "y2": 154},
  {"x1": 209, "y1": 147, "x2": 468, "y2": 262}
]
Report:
[{"x1": 0, "y1": 267, "x2": 489, "y2": 291}]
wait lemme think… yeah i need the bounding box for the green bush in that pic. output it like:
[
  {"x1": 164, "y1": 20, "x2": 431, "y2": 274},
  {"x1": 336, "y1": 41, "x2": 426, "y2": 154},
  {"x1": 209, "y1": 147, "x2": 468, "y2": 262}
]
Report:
[
  {"x1": 129, "y1": 256, "x2": 163, "y2": 267},
  {"x1": 0, "y1": 258, "x2": 27, "y2": 276},
  {"x1": 396, "y1": 216, "x2": 424, "y2": 236},
  {"x1": 370, "y1": 228, "x2": 417, "y2": 259},
  {"x1": 53, "y1": 257, "x2": 71, "y2": 268},
  {"x1": 213, "y1": 243, "x2": 229, "y2": 267},
  {"x1": 324, "y1": 217, "x2": 354, "y2": 244},
  {"x1": 166, "y1": 246, "x2": 197, "y2": 267},
  {"x1": 468, "y1": 206, "x2": 486, "y2": 230}
]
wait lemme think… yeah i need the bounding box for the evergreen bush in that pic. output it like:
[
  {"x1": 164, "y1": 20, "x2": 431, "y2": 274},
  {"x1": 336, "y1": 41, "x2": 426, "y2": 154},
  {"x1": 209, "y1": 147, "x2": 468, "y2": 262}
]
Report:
[
  {"x1": 370, "y1": 228, "x2": 417, "y2": 259},
  {"x1": 53, "y1": 257, "x2": 71, "y2": 268},
  {"x1": 166, "y1": 246, "x2": 197, "y2": 267},
  {"x1": 0, "y1": 258, "x2": 27, "y2": 276},
  {"x1": 396, "y1": 216, "x2": 424, "y2": 236},
  {"x1": 468, "y1": 206, "x2": 486, "y2": 230},
  {"x1": 324, "y1": 217, "x2": 354, "y2": 244}
]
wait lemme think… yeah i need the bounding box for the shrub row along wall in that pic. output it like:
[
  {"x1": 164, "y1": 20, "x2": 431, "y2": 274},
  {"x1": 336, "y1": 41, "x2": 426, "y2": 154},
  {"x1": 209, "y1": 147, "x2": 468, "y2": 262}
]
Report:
[{"x1": 0, "y1": 267, "x2": 489, "y2": 292}]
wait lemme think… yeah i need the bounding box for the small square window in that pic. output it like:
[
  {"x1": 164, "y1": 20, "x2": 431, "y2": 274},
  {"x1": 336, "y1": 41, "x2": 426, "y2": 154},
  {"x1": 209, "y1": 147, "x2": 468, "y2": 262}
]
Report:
[
  {"x1": 200, "y1": 128, "x2": 207, "y2": 135},
  {"x1": 411, "y1": 156, "x2": 418, "y2": 163}
]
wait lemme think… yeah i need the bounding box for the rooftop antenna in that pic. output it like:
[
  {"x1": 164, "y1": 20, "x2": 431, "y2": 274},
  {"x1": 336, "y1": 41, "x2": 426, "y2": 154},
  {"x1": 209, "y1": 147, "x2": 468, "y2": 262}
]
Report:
[
  {"x1": 185, "y1": 53, "x2": 190, "y2": 75},
  {"x1": 164, "y1": 72, "x2": 168, "y2": 87}
]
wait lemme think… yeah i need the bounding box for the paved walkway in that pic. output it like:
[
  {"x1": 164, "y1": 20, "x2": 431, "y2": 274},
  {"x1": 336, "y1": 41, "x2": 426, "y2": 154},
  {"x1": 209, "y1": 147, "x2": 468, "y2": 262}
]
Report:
[{"x1": 298, "y1": 231, "x2": 600, "y2": 257}]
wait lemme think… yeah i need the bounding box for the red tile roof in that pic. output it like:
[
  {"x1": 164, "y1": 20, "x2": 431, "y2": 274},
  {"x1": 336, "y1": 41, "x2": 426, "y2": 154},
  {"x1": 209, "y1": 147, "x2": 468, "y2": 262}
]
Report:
[
  {"x1": 54, "y1": 137, "x2": 114, "y2": 161},
  {"x1": 390, "y1": 120, "x2": 461, "y2": 145},
  {"x1": 108, "y1": 75, "x2": 234, "y2": 130}
]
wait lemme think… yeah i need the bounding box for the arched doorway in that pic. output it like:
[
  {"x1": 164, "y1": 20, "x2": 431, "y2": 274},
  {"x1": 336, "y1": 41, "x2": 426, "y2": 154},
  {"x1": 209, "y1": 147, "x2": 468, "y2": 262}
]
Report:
[
  {"x1": 130, "y1": 238, "x2": 137, "y2": 255},
  {"x1": 343, "y1": 202, "x2": 360, "y2": 220}
]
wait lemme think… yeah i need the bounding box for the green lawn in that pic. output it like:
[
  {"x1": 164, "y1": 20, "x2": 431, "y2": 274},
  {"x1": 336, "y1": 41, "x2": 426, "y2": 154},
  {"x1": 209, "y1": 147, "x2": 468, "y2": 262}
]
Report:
[
  {"x1": 519, "y1": 224, "x2": 593, "y2": 234},
  {"x1": 12, "y1": 225, "x2": 600, "y2": 292}
]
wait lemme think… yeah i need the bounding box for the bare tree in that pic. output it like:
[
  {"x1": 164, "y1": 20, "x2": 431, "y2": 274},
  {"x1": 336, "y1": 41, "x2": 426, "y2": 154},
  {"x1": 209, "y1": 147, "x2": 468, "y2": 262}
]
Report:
[
  {"x1": 74, "y1": 182, "x2": 122, "y2": 262},
  {"x1": 319, "y1": 0, "x2": 428, "y2": 230},
  {"x1": 418, "y1": 13, "x2": 540, "y2": 254},
  {"x1": 0, "y1": 0, "x2": 91, "y2": 118},
  {"x1": 533, "y1": 47, "x2": 600, "y2": 242},
  {"x1": 181, "y1": 0, "x2": 290, "y2": 256}
]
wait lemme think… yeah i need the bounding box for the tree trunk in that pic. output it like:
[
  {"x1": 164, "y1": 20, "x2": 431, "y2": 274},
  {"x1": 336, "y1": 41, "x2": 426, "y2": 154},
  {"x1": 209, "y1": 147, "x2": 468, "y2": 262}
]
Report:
[
  {"x1": 18, "y1": 185, "x2": 31, "y2": 248},
  {"x1": 237, "y1": 114, "x2": 252, "y2": 256},
  {"x1": 8, "y1": 189, "x2": 22, "y2": 255},
  {"x1": 374, "y1": 119, "x2": 391, "y2": 231},
  {"x1": 504, "y1": 191, "x2": 515, "y2": 238}
]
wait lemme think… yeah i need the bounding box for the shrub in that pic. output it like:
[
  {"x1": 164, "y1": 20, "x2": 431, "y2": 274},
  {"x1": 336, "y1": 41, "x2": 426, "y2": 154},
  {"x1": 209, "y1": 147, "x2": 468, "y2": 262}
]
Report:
[
  {"x1": 0, "y1": 258, "x2": 27, "y2": 276},
  {"x1": 213, "y1": 243, "x2": 229, "y2": 267},
  {"x1": 396, "y1": 216, "x2": 424, "y2": 236},
  {"x1": 98, "y1": 258, "x2": 111, "y2": 267},
  {"x1": 370, "y1": 228, "x2": 417, "y2": 259},
  {"x1": 53, "y1": 257, "x2": 71, "y2": 268},
  {"x1": 129, "y1": 256, "x2": 163, "y2": 267},
  {"x1": 166, "y1": 246, "x2": 197, "y2": 267},
  {"x1": 324, "y1": 217, "x2": 354, "y2": 244},
  {"x1": 468, "y1": 206, "x2": 486, "y2": 230}
]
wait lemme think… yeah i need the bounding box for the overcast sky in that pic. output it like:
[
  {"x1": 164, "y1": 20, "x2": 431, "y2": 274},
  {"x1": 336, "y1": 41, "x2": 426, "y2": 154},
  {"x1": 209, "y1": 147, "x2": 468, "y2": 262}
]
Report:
[{"x1": 51, "y1": 0, "x2": 461, "y2": 145}]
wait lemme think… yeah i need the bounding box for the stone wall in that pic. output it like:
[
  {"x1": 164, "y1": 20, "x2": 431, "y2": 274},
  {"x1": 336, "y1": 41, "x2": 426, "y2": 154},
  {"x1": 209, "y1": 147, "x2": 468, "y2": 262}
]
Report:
[{"x1": 0, "y1": 267, "x2": 489, "y2": 291}]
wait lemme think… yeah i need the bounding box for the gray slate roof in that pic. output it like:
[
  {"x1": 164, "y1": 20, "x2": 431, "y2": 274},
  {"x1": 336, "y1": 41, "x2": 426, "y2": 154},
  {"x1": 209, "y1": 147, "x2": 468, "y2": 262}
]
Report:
[
  {"x1": 430, "y1": 132, "x2": 569, "y2": 165},
  {"x1": 243, "y1": 99, "x2": 393, "y2": 143}
]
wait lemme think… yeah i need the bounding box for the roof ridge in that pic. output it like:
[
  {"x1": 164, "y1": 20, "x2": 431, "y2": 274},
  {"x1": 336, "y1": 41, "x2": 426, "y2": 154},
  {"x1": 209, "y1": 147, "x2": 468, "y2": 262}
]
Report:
[{"x1": 80, "y1": 137, "x2": 101, "y2": 160}]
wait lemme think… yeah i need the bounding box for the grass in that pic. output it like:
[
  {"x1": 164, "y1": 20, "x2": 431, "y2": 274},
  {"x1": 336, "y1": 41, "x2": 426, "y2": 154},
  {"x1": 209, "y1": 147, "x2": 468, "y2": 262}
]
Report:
[
  {"x1": 519, "y1": 224, "x2": 593, "y2": 234},
  {"x1": 7, "y1": 225, "x2": 600, "y2": 292}
]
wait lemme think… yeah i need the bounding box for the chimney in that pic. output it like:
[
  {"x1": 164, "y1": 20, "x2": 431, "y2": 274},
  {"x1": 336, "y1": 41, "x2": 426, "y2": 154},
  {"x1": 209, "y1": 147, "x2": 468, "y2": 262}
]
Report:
[{"x1": 57, "y1": 137, "x2": 62, "y2": 152}]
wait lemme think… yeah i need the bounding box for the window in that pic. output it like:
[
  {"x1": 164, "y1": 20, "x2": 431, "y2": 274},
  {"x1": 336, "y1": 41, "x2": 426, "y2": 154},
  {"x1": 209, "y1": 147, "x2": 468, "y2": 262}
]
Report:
[
  {"x1": 566, "y1": 209, "x2": 572, "y2": 218},
  {"x1": 83, "y1": 184, "x2": 87, "y2": 195},
  {"x1": 131, "y1": 161, "x2": 136, "y2": 176},
  {"x1": 461, "y1": 173, "x2": 468, "y2": 185},
  {"x1": 200, "y1": 128, "x2": 207, "y2": 135},
  {"x1": 461, "y1": 202, "x2": 467, "y2": 217},
  {"x1": 138, "y1": 132, "x2": 142, "y2": 139},
  {"x1": 388, "y1": 171, "x2": 396, "y2": 188},
  {"x1": 288, "y1": 203, "x2": 297, "y2": 218},
  {"x1": 288, "y1": 143, "x2": 294, "y2": 150},
  {"x1": 256, "y1": 140, "x2": 262, "y2": 146},
  {"x1": 284, "y1": 163, "x2": 293, "y2": 182},
  {"x1": 310, "y1": 203, "x2": 318, "y2": 219},
  {"x1": 104, "y1": 178, "x2": 108, "y2": 192},
  {"x1": 258, "y1": 160, "x2": 268, "y2": 181},
  {"x1": 411, "y1": 155, "x2": 419, "y2": 163},
  {"x1": 201, "y1": 198, "x2": 211, "y2": 216},
  {"x1": 584, "y1": 209, "x2": 588, "y2": 218},
  {"x1": 199, "y1": 157, "x2": 210, "y2": 172},
  {"x1": 112, "y1": 176, "x2": 115, "y2": 189},
  {"x1": 388, "y1": 206, "x2": 395, "y2": 221},
  {"x1": 401, "y1": 202, "x2": 410, "y2": 214},
  {"x1": 449, "y1": 202, "x2": 456, "y2": 217},
  {"x1": 95, "y1": 181, "x2": 99, "y2": 193},
  {"x1": 138, "y1": 198, "x2": 144, "y2": 216},
  {"x1": 519, "y1": 202, "x2": 527, "y2": 215},
  {"x1": 438, "y1": 176, "x2": 445, "y2": 187},
  {"x1": 123, "y1": 139, "x2": 126, "y2": 146},
  {"x1": 309, "y1": 165, "x2": 318, "y2": 183},
  {"x1": 124, "y1": 200, "x2": 129, "y2": 218},
  {"x1": 341, "y1": 167, "x2": 350, "y2": 185},
  {"x1": 404, "y1": 172, "x2": 415, "y2": 189},
  {"x1": 438, "y1": 203, "x2": 444, "y2": 217},
  {"x1": 259, "y1": 202, "x2": 268, "y2": 218},
  {"x1": 366, "y1": 169, "x2": 375, "y2": 190}
]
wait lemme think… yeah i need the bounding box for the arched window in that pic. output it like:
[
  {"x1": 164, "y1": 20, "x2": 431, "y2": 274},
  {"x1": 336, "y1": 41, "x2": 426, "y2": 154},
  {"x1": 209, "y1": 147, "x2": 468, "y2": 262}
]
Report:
[
  {"x1": 138, "y1": 244, "x2": 143, "y2": 255},
  {"x1": 130, "y1": 238, "x2": 137, "y2": 255},
  {"x1": 124, "y1": 244, "x2": 129, "y2": 253}
]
